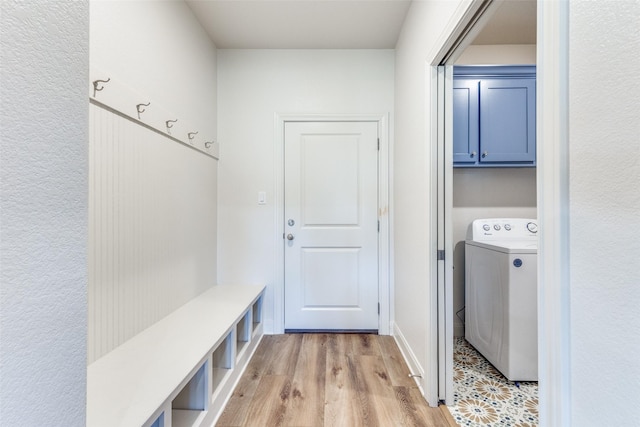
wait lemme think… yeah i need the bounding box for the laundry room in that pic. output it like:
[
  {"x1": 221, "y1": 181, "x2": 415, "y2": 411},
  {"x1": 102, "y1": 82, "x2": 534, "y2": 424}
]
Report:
[
  {"x1": 450, "y1": 2, "x2": 537, "y2": 342},
  {"x1": 447, "y1": 1, "x2": 539, "y2": 424}
]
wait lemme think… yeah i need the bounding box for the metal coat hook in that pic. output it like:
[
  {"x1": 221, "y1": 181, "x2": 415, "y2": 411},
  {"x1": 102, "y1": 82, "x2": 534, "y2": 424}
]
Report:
[
  {"x1": 165, "y1": 119, "x2": 177, "y2": 135},
  {"x1": 188, "y1": 132, "x2": 198, "y2": 144},
  {"x1": 136, "y1": 102, "x2": 150, "y2": 120},
  {"x1": 92, "y1": 78, "x2": 111, "y2": 97},
  {"x1": 204, "y1": 141, "x2": 214, "y2": 149}
]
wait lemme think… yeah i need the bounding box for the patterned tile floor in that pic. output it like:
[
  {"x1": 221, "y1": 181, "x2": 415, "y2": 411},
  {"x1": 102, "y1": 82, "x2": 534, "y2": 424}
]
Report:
[{"x1": 448, "y1": 337, "x2": 538, "y2": 427}]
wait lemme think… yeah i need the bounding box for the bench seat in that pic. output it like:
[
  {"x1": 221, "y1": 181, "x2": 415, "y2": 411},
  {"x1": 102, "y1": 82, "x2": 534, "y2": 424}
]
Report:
[{"x1": 87, "y1": 284, "x2": 265, "y2": 427}]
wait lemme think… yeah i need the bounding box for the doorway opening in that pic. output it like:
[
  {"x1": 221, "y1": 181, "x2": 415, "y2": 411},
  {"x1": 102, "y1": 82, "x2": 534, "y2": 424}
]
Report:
[
  {"x1": 433, "y1": 1, "x2": 540, "y2": 425},
  {"x1": 273, "y1": 114, "x2": 391, "y2": 336}
]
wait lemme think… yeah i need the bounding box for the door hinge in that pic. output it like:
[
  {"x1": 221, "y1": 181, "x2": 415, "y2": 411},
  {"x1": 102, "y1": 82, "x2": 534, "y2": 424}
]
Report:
[
  {"x1": 378, "y1": 303, "x2": 380, "y2": 315},
  {"x1": 437, "y1": 250, "x2": 445, "y2": 261},
  {"x1": 377, "y1": 220, "x2": 380, "y2": 232},
  {"x1": 377, "y1": 138, "x2": 380, "y2": 150}
]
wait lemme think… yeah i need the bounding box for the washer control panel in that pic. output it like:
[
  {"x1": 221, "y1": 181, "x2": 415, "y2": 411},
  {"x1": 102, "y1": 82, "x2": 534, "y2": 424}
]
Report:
[{"x1": 469, "y1": 218, "x2": 538, "y2": 241}]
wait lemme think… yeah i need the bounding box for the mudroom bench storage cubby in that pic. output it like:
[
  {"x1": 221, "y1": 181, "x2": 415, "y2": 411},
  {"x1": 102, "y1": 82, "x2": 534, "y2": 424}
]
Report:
[{"x1": 87, "y1": 285, "x2": 265, "y2": 427}]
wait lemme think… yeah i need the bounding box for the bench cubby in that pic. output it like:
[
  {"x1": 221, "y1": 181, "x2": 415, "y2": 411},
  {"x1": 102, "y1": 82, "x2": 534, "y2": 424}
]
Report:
[
  {"x1": 236, "y1": 310, "x2": 251, "y2": 359},
  {"x1": 172, "y1": 361, "x2": 209, "y2": 426},
  {"x1": 212, "y1": 331, "x2": 233, "y2": 394},
  {"x1": 252, "y1": 295, "x2": 263, "y2": 337},
  {"x1": 150, "y1": 413, "x2": 164, "y2": 427}
]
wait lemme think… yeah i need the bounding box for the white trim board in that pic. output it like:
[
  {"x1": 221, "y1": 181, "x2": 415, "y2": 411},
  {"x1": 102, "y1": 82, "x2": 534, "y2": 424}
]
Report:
[
  {"x1": 536, "y1": 1, "x2": 571, "y2": 425},
  {"x1": 273, "y1": 113, "x2": 391, "y2": 335}
]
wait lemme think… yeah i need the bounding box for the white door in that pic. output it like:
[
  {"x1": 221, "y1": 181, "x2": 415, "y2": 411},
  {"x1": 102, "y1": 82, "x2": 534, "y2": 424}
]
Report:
[{"x1": 284, "y1": 121, "x2": 379, "y2": 331}]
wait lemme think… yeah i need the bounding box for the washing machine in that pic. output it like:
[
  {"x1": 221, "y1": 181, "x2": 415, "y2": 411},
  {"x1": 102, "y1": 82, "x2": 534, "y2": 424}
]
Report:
[{"x1": 465, "y1": 218, "x2": 538, "y2": 381}]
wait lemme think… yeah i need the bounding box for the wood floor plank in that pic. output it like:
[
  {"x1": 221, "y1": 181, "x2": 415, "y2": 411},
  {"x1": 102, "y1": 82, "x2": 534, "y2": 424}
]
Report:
[
  {"x1": 393, "y1": 386, "x2": 451, "y2": 427},
  {"x1": 282, "y1": 334, "x2": 327, "y2": 427},
  {"x1": 324, "y1": 354, "x2": 366, "y2": 426},
  {"x1": 326, "y1": 333, "x2": 380, "y2": 357},
  {"x1": 216, "y1": 337, "x2": 275, "y2": 426},
  {"x1": 324, "y1": 334, "x2": 368, "y2": 426},
  {"x1": 265, "y1": 334, "x2": 302, "y2": 376},
  {"x1": 236, "y1": 375, "x2": 291, "y2": 427},
  {"x1": 326, "y1": 333, "x2": 351, "y2": 357},
  {"x1": 378, "y1": 335, "x2": 417, "y2": 387},
  {"x1": 353, "y1": 354, "x2": 406, "y2": 426},
  {"x1": 349, "y1": 333, "x2": 381, "y2": 356}
]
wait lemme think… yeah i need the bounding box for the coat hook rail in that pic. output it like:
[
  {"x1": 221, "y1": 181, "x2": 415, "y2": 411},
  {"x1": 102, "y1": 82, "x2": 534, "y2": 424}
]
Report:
[
  {"x1": 188, "y1": 131, "x2": 198, "y2": 144},
  {"x1": 89, "y1": 69, "x2": 218, "y2": 159},
  {"x1": 165, "y1": 119, "x2": 177, "y2": 135},
  {"x1": 136, "y1": 102, "x2": 151, "y2": 120},
  {"x1": 93, "y1": 78, "x2": 111, "y2": 97}
]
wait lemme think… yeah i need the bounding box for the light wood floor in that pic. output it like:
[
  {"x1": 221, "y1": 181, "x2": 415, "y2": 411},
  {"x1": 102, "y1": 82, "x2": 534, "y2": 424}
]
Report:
[{"x1": 216, "y1": 334, "x2": 456, "y2": 427}]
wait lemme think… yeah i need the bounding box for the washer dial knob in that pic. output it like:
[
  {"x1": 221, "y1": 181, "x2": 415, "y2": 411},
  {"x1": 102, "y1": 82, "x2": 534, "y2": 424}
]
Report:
[
  {"x1": 494, "y1": 224, "x2": 501, "y2": 231},
  {"x1": 504, "y1": 224, "x2": 512, "y2": 231},
  {"x1": 527, "y1": 222, "x2": 538, "y2": 233},
  {"x1": 483, "y1": 224, "x2": 491, "y2": 231}
]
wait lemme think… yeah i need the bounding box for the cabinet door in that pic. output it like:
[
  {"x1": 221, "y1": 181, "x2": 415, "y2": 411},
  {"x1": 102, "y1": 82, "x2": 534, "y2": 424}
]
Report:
[
  {"x1": 479, "y1": 78, "x2": 536, "y2": 164},
  {"x1": 453, "y1": 80, "x2": 480, "y2": 164}
]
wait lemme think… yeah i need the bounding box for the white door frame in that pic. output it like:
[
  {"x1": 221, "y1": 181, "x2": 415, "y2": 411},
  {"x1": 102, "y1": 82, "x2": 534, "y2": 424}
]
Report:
[
  {"x1": 427, "y1": 0, "x2": 506, "y2": 406},
  {"x1": 273, "y1": 113, "x2": 391, "y2": 336},
  {"x1": 427, "y1": 0, "x2": 571, "y2": 424},
  {"x1": 535, "y1": 2, "x2": 571, "y2": 425}
]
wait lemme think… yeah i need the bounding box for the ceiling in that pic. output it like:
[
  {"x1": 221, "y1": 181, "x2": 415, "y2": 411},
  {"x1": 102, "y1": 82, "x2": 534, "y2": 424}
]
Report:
[
  {"x1": 186, "y1": 0, "x2": 536, "y2": 49},
  {"x1": 186, "y1": 0, "x2": 412, "y2": 49},
  {"x1": 473, "y1": 0, "x2": 536, "y2": 45}
]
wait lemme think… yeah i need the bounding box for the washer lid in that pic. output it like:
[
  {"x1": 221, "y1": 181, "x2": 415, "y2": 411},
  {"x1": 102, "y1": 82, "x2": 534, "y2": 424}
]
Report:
[{"x1": 465, "y1": 239, "x2": 538, "y2": 254}]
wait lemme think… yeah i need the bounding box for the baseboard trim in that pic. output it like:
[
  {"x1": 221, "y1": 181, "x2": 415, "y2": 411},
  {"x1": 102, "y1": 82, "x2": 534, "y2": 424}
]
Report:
[{"x1": 392, "y1": 322, "x2": 425, "y2": 395}]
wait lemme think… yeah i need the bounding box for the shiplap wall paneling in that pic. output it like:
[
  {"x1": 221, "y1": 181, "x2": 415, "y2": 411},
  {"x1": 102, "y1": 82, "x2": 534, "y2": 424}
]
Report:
[{"x1": 88, "y1": 104, "x2": 217, "y2": 363}]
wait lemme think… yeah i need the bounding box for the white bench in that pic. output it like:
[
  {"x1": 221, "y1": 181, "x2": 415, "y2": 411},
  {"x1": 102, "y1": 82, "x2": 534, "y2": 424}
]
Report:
[{"x1": 87, "y1": 284, "x2": 265, "y2": 427}]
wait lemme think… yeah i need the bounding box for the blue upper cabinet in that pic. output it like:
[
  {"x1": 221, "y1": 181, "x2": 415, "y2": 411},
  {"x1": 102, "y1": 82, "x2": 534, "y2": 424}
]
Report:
[
  {"x1": 453, "y1": 79, "x2": 480, "y2": 164},
  {"x1": 453, "y1": 66, "x2": 536, "y2": 167}
]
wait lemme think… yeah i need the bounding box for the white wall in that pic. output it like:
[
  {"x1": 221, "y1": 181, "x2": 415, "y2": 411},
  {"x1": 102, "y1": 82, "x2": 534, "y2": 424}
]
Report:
[
  {"x1": 393, "y1": 0, "x2": 467, "y2": 402},
  {"x1": 568, "y1": 1, "x2": 640, "y2": 425},
  {"x1": 217, "y1": 49, "x2": 394, "y2": 333},
  {"x1": 0, "y1": 1, "x2": 88, "y2": 425},
  {"x1": 456, "y1": 44, "x2": 536, "y2": 65},
  {"x1": 89, "y1": 0, "x2": 219, "y2": 361},
  {"x1": 90, "y1": 0, "x2": 217, "y2": 138}
]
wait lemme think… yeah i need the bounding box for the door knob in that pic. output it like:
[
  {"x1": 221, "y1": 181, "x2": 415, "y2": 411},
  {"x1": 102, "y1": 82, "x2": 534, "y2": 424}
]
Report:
[
  {"x1": 286, "y1": 234, "x2": 295, "y2": 241},
  {"x1": 482, "y1": 151, "x2": 488, "y2": 158},
  {"x1": 470, "y1": 151, "x2": 476, "y2": 158}
]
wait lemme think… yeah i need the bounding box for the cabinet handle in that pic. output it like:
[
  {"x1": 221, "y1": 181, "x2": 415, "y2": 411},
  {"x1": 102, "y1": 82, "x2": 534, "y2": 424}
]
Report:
[
  {"x1": 470, "y1": 151, "x2": 476, "y2": 158},
  {"x1": 482, "y1": 151, "x2": 488, "y2": 158}
]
